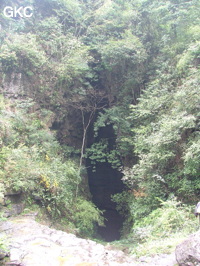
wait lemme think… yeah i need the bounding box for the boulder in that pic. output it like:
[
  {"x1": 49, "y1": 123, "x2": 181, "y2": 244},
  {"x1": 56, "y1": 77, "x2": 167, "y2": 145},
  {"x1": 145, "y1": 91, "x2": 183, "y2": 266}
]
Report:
[
  {"x1": 175, "y1": 230, "x2": 200, "y2": 265},
  {"x1": 3, "y1": 204, "x2": 24, "y2": 218}
]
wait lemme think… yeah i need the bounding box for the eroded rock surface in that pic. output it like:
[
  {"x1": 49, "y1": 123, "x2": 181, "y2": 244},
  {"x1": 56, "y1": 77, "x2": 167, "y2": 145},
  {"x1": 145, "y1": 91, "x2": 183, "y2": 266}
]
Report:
[
  {"x1": 175, "y1": 230, "x2": 200, "y2": 266},
  {"x1": 0, "y1": 215, "x2": 133, "y2": 266},
  {"x1": 0, "y1": 215, "x2": 178, "y2": 266}
]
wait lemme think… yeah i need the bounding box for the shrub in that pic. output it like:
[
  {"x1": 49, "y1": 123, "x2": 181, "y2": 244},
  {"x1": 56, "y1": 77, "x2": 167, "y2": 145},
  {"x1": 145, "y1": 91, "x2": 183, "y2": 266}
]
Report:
[
  {"x1": 74, "y1": 199, "x2": 104, "y2": 237},
  {"x1": 0, "y1": 96, "x2": 104, "y2": 237},
  {"x1": 132, "y1": 198, "x2": 197, "y2": 241}
]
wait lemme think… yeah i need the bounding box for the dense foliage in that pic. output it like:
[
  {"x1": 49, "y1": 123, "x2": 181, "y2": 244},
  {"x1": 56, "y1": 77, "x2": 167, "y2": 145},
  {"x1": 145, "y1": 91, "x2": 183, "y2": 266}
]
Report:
[
  {"x1": 130, "y1": 198, "x2": 198, "y2": 256},
  {"x1": 0, "y1": 96, "x2": 103, "y2": 237},
  {"x1": 0, "y1": 0, "x2": 199, "y2": 241}
]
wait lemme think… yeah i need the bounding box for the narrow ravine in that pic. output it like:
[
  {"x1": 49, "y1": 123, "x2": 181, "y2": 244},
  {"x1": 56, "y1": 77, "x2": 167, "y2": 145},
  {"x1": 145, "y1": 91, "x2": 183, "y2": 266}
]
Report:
[
  {"x1": 86, "y1": 124, "x2": 125, "y2": 242},
  {"x1": 88, "y1": 161, "x2": 124, "y2": 242}
]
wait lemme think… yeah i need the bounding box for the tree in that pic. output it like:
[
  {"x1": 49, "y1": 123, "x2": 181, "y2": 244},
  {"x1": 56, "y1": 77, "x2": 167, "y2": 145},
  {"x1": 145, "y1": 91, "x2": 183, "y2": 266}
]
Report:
[{"x1": 69, "y1": 88, "x2": 106, "y2": 169}]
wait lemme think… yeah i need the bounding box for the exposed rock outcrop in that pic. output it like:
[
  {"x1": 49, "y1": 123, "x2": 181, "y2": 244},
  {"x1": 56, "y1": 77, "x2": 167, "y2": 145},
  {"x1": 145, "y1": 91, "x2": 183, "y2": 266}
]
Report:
[
  {"x1": 0, "y1": 215, "x2": 133, "y2": 266},
  {"x1": 175, "y1": 230, "x2": 200, "y2": 265},
  {"x1": 1, "y1": 72, "x2": 24, "y2": 99},
  {"x1": 0, "y1": 215, "x2": 179, "y2": 266},
  {"x1": 3, "y1": 203, "x2": 24, "y2": 218}
]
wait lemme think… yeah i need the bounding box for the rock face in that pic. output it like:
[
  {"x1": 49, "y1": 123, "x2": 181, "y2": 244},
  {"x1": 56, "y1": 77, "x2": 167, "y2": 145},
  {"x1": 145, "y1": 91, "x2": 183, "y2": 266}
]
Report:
[
  {"x1": 175, "y1": 230, "x2": 200, "y2": 265},
  {"x1": 0, "y1": 215, "x2": 178, "y2": 266},
  {"x1": 1, "y1": 72, "x2": 24, "y2": 99},
  {"x1": 0, "y1": 215, "x2": 133, "y2": 266},
  {"x1": 3, "y1": 203, "x2": 24, "y2": 218}
]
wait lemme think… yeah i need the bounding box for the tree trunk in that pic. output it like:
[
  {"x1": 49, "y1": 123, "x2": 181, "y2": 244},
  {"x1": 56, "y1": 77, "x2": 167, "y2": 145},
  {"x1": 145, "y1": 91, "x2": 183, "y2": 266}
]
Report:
[{"x1": 76, "y1": 109, "x2": 95, "y2": 198}]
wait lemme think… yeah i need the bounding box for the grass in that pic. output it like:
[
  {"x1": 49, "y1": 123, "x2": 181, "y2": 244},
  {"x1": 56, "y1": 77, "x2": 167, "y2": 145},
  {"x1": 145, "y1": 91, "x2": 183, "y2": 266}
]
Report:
[
  {"x1": 109, "y1": 225, "x2": 199, "y2": 259},
  {"x1": 110, "y1": 199, "x2": 200, "y2": 258},
  {"x1": 131, "y1": 232, "x2": 192, "y2": 257}
]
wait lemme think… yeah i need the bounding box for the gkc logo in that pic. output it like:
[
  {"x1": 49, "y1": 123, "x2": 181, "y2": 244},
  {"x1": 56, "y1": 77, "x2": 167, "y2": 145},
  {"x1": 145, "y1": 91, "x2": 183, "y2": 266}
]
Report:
[{"x1": 3, "y1": 6, "x2": 33, "y2": 18}]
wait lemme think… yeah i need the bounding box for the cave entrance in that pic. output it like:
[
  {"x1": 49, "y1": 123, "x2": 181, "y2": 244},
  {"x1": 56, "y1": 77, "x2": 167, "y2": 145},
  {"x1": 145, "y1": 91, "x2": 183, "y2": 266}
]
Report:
[{"x1": 86, "y1": 124, "x2": 125, "y2": 242}]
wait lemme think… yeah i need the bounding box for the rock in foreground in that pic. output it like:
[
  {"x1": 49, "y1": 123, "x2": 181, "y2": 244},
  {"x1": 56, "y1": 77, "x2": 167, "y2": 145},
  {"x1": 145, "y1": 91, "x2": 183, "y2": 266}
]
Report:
[
  {"x1": 0, "y1": 215, "x2": 132, "y2": 266},
  {"x1": 175, "y1": 230, "x2": 200, "y2": 266}
]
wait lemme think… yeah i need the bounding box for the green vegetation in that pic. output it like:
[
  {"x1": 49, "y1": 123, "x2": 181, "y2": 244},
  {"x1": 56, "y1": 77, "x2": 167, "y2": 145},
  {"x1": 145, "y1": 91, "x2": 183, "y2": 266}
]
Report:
[
  {"x1": 0, "y1": 0, "x2": 199, "y2": 255},
  {"x1": 0, "y1": 96, "x2": 103, "y2": 237},
  {"x1": 112, "y1": 198, "x2": 198, "y2": 256}
]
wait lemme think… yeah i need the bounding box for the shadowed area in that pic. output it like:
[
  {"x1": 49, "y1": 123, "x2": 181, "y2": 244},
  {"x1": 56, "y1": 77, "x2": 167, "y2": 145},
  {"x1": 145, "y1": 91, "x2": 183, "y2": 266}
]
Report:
[
  {"x1": 86, "y1": 124, "x2": 125, "y2": 241},
  {"x1": 87, "y1": 162, "x2": 124, "y2": 242}
]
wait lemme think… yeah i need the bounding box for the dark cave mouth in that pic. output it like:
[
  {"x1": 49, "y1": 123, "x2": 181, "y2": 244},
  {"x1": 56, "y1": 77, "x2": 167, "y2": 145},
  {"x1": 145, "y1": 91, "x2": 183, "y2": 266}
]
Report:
[
  {"x1": 87, "y1": 161, "x2": 125, "y2": 242},
  {"x1": 97, "y1": 209, "x2": 124, "y2": 242}
]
